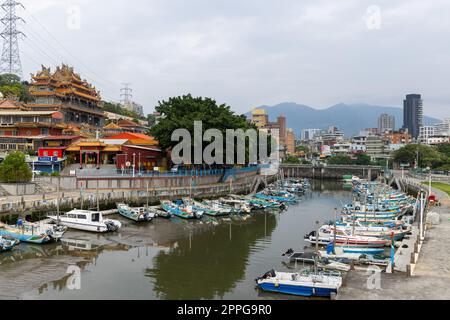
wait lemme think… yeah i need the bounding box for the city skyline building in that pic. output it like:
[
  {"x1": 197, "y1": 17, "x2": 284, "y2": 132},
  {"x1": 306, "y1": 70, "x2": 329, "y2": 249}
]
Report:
[
  {"x1": 403, "y1": 94, "x2": 423, "y2": 139},
  {"x1": 378, "y1": 113, "x2": 395, "y2": 134}
]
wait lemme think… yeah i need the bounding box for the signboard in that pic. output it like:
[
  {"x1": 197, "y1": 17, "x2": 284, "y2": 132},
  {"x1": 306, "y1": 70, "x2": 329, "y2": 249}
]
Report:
[{"x1": 38, "y1": 156, "x2": 59, "y2": 162}]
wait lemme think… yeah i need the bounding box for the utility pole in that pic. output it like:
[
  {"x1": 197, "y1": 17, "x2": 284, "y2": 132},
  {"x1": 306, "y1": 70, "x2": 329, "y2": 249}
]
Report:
[{"x1": 0, "y1": 0, "x2": 25, "y2": 78}]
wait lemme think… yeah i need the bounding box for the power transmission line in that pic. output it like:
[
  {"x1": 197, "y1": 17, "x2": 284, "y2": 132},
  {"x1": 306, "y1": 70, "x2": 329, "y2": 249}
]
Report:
[
  {"x1": 0, "y1": 0, "x2": 25, "y2": 77},
  {"x1": 120, "y1": 83, "x2": 133, "y2": 106},
  {"x1": 23, "y1": 10, "x2": 121, "y2": 90}
]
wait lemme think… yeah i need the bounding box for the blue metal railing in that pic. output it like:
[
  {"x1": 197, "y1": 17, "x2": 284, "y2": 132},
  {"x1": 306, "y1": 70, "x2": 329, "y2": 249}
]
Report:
[{"x1": 115, "y1": 166, "x2": 259, "y2": 178}]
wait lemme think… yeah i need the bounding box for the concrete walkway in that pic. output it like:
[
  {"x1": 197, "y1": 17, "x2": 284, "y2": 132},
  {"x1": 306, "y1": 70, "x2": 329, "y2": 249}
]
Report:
[{"x1": 339, "y1": 173, "x2": 450, "y2": 300}]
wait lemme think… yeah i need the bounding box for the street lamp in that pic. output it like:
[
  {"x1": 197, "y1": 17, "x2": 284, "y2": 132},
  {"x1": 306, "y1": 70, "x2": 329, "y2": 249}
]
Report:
[{"x1": 427, "y1": 166, "x2": 432, "y2": 196}]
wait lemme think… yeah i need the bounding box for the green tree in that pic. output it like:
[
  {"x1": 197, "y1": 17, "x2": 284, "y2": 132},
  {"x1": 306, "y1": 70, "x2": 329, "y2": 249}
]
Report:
[
  {"x1": 354, "y1": 153, "x2": 372, "y2": 165},
  {"x1": 283, "y1": 155, "x2": 301, "y2": 164},
  {"x1": 0, "y1": 74, "x2": 33, "y2": 102},
  {"x1": 150, "y1": 94, "x2": 266, "y2": 164},
  {"x1": 327, "y1": 155, "x2": 354, "y2": 165},
  {"x1": 102, "y1": 101, "x2": 145, "y2": 120},
  {"x1": 147, "y1": 114, "x2": 156, "y2": 127},
  {"x1": 392, "y1": 144, "x2": 444, "y2": 168},
  {"x1": 0, "y1": 152, "x2": 32, "y2": 183}
]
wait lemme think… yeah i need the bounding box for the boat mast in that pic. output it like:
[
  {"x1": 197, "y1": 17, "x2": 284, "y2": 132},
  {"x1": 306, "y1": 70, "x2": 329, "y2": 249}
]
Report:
[
  {"x1": 57, "y1": 177, "x2": 60, "y2": 225},
  {"x1": 146, "y1": 181, "x2": 149, "y2": 208},
  {"x1": 315, "y1": 220, "x2": 319, "y2": 274},
  {"x1": 96, "y1": 182, "x2": 100, "y2": 212},
  {"x1": 333, "y1": 208, "x2": 337, "y2": 255}
]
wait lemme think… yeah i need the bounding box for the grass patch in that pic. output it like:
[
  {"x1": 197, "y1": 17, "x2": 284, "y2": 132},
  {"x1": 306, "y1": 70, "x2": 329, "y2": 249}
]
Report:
[{"x1": 422, "y1": 182, "x2": 450, "y2": 196}]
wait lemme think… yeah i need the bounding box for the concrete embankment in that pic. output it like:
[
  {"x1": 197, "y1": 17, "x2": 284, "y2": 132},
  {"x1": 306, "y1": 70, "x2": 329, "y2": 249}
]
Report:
[{"x1": 0, "y1": 171, "x2": 276, "y2": 219}]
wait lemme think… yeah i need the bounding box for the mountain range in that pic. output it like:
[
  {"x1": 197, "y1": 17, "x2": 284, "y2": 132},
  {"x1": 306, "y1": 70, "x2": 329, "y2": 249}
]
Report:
[{"x1": 245, "y1": 102, "x2": 441, "y2": 137}]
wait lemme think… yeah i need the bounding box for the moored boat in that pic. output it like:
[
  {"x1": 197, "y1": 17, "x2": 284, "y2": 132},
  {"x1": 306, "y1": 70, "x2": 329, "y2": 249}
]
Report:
[
  {"x1": 117, "y1": 203, "x2": 155, "y2": 222},
  {"x1": 48, "y1": 210, "x2": 122, "y2": 233},
  {"x1": 0, "y1": 220, "x2": 66, "y2": 244},
  {"x1": 256, "y1": 269, "x2": 342, "y2": 298},
  {"x1": 161, "y1": 200, "x2": 203, "y2": 219},
  {"x1": 0, "y1": 236, "x2": 19, "y2": 252}
]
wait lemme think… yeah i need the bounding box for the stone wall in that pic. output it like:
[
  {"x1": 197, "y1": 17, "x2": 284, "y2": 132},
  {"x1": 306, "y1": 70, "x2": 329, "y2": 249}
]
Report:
[
  {"x1": 0, "y1": 183, "x2": 36, "y2": 195},
  {"x1": 280, "y1": 164, "x2": 383, "y2": 181}
]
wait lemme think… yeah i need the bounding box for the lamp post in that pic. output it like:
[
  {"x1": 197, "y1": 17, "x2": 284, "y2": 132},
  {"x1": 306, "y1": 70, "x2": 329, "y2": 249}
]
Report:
[
  {"x1": 132, "y1": 153, "x2": 136, "y2": 178},
  {"x1": 427, "y1": 166, "x2": 432, "y2": 196},
  {"x1": 32, "y1": 160, "x2": 35, "y2": 182}
]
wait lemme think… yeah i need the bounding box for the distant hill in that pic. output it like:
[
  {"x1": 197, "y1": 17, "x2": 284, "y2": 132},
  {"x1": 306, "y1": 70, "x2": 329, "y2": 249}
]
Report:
[{"x1": 245, "y1": 102, "x2": 441, "y2": 137}]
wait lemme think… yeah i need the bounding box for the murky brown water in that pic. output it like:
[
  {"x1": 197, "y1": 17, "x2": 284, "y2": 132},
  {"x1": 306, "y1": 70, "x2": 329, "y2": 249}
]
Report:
[{"x1": 0, "y1": 181, "x2": 350, "y2": 300}]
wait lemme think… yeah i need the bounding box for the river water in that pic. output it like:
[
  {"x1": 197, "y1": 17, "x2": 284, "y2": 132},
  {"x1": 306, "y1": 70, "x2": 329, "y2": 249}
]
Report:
[{"x1": 0, "y1": 181, "x2": 351, "y2": 300}]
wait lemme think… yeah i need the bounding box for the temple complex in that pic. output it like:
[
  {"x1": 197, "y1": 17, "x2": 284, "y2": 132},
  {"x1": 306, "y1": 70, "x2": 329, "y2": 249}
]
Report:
[{"x1": 27, "y1": 64, "x2": 105, "y2": 128}]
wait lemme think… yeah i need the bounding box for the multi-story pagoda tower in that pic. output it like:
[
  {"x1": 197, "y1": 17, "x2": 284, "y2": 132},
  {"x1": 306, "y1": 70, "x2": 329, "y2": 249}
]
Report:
[{"x1": 27, "y1": 64, "x2": 105, "y2": 128}]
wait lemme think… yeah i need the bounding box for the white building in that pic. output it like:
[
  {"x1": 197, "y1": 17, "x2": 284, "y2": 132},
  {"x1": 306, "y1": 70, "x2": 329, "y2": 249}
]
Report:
[
  {"x1": 434, "y1": 118, "x2": 450, "y2": 136},
  {"x1": 350, "y1": 136, "x2": 367, "y2": 153},
  {"x1": 419, "y1": 126, "x2": 436, "y2": 144},
  {"x1": 301, "y1": 128, "x2": 321, "y2": 141},
  {"x1": 331, "y1": 143, "x2": 352, "y2": 155}
]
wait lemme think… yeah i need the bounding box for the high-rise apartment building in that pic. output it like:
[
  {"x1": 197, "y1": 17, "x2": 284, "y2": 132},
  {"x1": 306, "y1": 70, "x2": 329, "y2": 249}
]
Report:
[{"x1": 403, "y1": 94, "x2": 423, "y2": 139}]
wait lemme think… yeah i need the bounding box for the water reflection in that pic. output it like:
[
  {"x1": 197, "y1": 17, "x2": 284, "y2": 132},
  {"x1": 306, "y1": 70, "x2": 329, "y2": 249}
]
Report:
[
  {"x1": 146, "y1": 213, "x2": 278, "y2": 300},
  {"x1": 0, "y1": 181, "x2": 350, "y2": 300}
]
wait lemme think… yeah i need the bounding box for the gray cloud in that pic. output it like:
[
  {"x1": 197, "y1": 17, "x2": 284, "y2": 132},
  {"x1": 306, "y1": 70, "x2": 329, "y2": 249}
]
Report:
[{"x1": 16, "y1": 0, "x2": 450, "y2": 119}]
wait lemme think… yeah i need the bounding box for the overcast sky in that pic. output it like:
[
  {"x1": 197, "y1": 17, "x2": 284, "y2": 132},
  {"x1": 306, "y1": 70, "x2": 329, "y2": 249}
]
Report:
[{"x1": 17, "y1": 0, "x2": 450, "y2": 119}]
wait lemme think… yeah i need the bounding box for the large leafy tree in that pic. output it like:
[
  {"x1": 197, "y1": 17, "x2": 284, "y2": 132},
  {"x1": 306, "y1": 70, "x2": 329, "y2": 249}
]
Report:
[
  {"x1": 0, "y1": 152, "x2": 32, "y2": 183},
  {"x1": 392, "y1": 144, "x2": 445, "y2": 168},
  {"x1": 0, "y1": 74, "x2": 33, "y2": 102},
  {"x1": 327, "y1": 155, "x2": 354, "y2": 165},
  {"x1": 150, "y1": 94, "x2": 266, "y2": 165}
]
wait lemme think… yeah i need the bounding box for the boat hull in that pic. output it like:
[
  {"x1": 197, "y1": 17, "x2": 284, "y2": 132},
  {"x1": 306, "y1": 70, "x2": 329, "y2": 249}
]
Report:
[
  {"x1": 258, "y1": 282, "x2": 338, "y2": 297},
  {"x1": 0, "y1": 229, "x2": 51, "y2": 244}
]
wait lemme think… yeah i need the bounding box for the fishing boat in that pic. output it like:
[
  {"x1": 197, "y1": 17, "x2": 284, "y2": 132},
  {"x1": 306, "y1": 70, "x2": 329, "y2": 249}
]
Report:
[
  {"x1": 0, "y1": 220, "x2": 66, "y2": 244},
  {"x1": 282, "y1": 249, "x2": 317, "y2": 264},
  {"x1": 0, "y1": 236, "x2": 19, "y2": 252},
  {"x1": 117, "y1": 203, "x2": 155, "y2": 222},
  {"x1": 148, "y1": 206, "x2": 173, "y2": 219},
  {"x1": 219, "y1": 198, "x2": 252, "y2": 213},
  {"x1": 254, "y1": 192, "x2": 297, "y2": 204},
  {"x1": 318, "y1": 249, "x2": 389, "y2": 266},
  {"x1": 48, "y1": 210, "x2": 122, "y2": 233},
  {"x1": 340, "y1": 246, "x2": 385, "y2": 255},
  {"x1": 336, "y1": 221, "x2": 411, "y2": 241},
  {"x1": 255, "y1": 269, "x2": 342, "y2": 298},
  {"x1": 161, "y1": 200, "x2": 203, "y2": 219},
  {"x1": 202, "y1": 200, "x2": 237, "y2": 215},
  {"x1": 304, "y1": 225, "x2": 390, "y2": 247},
  {"x1": 184, "y1": 198, "x2": 230, "y2": 217}
]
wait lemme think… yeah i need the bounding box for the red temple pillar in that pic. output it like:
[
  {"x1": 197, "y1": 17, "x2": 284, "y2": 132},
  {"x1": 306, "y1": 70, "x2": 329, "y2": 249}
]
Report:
[
  {"x1": 97, "y1": 150, "x2": 100, "y2": 169},
  {"x1": 79, "y1": 149, "x2": 83, "y2": 169}
]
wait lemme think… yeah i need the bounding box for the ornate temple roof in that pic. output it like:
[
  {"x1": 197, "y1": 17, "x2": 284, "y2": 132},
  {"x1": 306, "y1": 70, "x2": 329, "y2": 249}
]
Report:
[{"x1": 30, "y1": 64, "x2": 101, "y2": 102}]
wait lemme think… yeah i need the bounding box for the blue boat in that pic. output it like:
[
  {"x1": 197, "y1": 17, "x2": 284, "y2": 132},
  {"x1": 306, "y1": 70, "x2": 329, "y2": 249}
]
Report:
[
  {"x1": 161, "y1": 200, "x2": 203, "y2": 219},
  {"x1": 0, "y1": 220, "x2": 65, "y2": 244},
  {"x1": 117, "y1": 203, "x2": 154, "y2": 222},
  {"x1": 341, "y1": 247, "x2": 385, "y2": 255},
  {"x1": 254, "y1": 193, "x2": 296, "y2": 204},
  {"x1": 256, "y1": 269, "x2": 342, "y2": 298}
]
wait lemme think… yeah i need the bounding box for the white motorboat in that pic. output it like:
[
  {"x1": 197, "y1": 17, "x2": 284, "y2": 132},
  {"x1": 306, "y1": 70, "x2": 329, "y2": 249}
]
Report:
[{"x1": 48, "y1": 209, "x2": 122, "y2": 233}]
